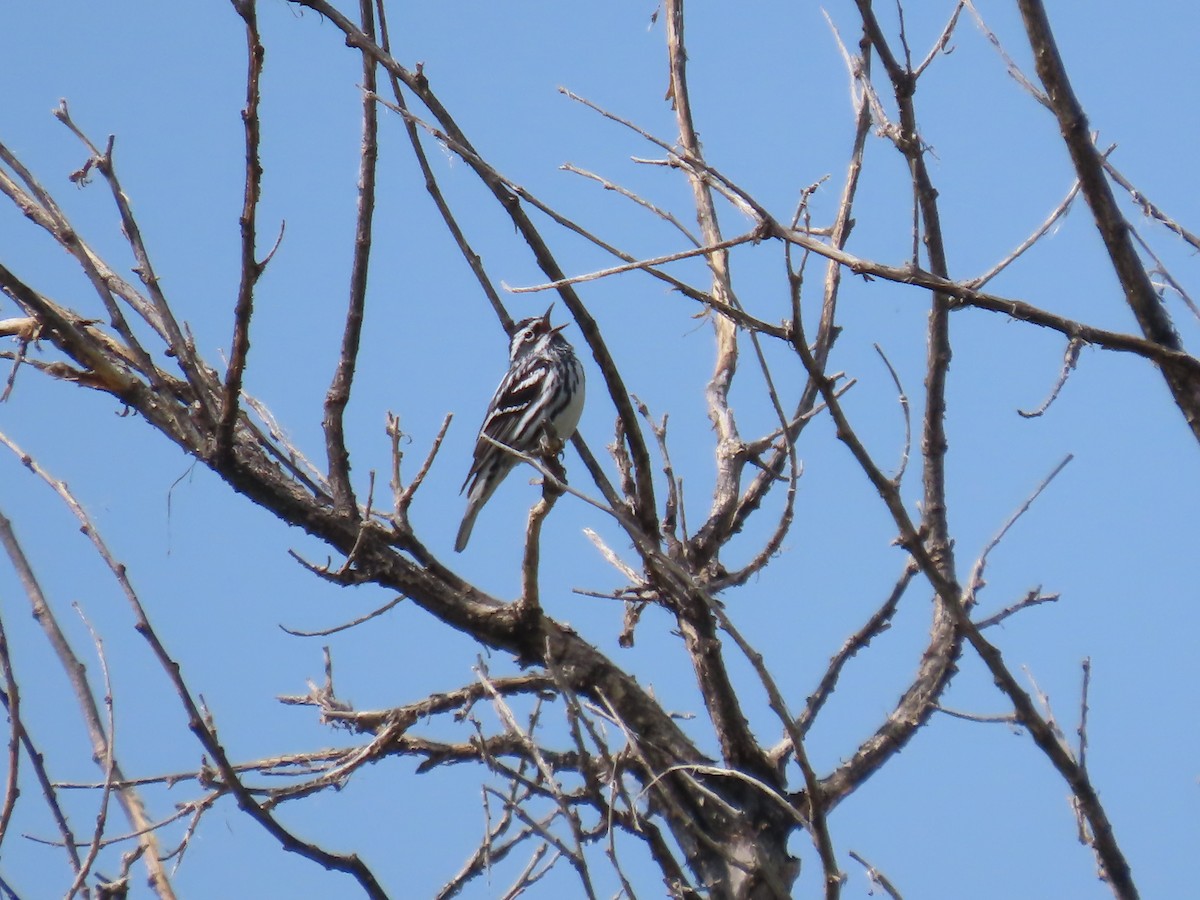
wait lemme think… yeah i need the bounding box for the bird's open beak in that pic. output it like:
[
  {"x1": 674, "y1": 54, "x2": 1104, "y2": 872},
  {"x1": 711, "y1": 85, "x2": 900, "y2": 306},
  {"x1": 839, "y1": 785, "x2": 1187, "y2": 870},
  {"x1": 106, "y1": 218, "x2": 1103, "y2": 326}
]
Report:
[{"x1": 541, "y1": 303, "x2": 569, "y2": 335}]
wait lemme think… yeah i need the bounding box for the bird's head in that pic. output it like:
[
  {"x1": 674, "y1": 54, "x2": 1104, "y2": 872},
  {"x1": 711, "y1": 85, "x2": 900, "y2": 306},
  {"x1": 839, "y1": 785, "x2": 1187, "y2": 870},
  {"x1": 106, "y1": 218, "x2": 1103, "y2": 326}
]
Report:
[{"x1": 508, "y1": 304, "x2": 570, "y2": 361}]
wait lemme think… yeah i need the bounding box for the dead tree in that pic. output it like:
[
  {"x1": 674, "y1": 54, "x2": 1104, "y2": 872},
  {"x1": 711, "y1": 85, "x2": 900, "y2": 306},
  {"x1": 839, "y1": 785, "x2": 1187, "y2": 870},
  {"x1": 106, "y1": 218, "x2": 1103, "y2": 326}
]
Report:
[{"x1": 1, "y1": 1, "x2": 1196, "y2": 897}]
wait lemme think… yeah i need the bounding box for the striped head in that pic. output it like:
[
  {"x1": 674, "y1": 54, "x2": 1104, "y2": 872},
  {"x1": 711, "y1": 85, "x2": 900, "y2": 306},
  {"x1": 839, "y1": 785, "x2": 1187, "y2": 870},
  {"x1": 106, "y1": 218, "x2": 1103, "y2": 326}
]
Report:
[{"x1": 509, "y1": 305, "x2": 572, "y2": 365}]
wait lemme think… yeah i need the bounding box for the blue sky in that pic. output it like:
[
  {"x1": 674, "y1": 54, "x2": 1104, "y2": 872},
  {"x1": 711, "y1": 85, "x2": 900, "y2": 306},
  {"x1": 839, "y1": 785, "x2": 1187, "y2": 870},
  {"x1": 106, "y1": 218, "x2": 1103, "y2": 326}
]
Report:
[{"x1": 1, "y1": 1, "x2": 1198, "y2": 897}]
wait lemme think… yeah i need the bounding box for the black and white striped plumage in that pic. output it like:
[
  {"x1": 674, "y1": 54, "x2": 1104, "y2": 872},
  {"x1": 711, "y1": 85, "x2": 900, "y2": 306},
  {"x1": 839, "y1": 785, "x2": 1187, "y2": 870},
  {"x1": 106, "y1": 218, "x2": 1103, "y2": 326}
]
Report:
[{"x1": 455, "y1": 307, "x2": 586, "y2": 552}]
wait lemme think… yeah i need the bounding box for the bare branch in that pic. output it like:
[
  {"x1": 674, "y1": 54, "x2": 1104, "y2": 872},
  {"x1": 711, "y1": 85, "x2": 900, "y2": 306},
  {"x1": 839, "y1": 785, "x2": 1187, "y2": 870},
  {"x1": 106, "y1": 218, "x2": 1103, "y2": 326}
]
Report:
[
  {"x1": 1077, "y1": 657, "x2": 1092, "y2": 774},
  {"x1": 935, "y1": 706, "x2": 1018, "y2": 726},
  {"x1": 792, "y1": 560, "x2": 919, "y2": 742},
  {"x1": 476, "y1": 661, "x2": 598, "y2": 900},
  {"x1": 1018, "y1": 338, "x2": 1083, "y2": 419},
  {"x1": 769, "y1": 224, "x2": 1200, "y2": 377},
  {"x1": 518, "y1": 451, "x2": 568, "y2": 620},
  {"x1": 506, "y1": 231, "x2": 760, "y2": 295},
  {"x1": 963, "y1": 1, "x2": 1049, "y2": 106},
  {"x1": 560, "y1": 162, "x2": 701, "y2": 246},
  {"x1": 970, "y1": 176, "x2": 1083, "y2": 290},
  {"x1": 322, "y1": 0, "x2": 380, "y2": 512},
  {"x1": 913, "y1": 3, "x2": 965, "y2": 78},
  {"x1": 1017, "y1": 0, "x2": 1200, "y2": 449},
  {"x1": 1103, "y1": 156, "x2": 1200, "y2": 253},
  {"x1": 65, "y1": 603, "x2": 119, "y2": 900},
  {"x1": 0, "y1": 501, "x2": 175, "y2": 898},
  {"x1": 394, "y1": 412, "x2": 453, "y2": 522},
  {"x1": 51, "y1": 101, "x2": 217, "y2": 419},
  {"x1": 280, "y1": 595, "x2": 404, "y2": 638},
  {"x1": 218, "y1": 0, "x2": 267, "y2": 462},
  {"x1": 873, "y1": 344, "x2": 911, "y2": 484},
  {"x1": 849, "y1": 849, "x2": 904, "y2": 900},
  {"x1": 0, "y1": 431, "x2": 388, "y2": 899},
  {"x1": 963, "y1": 454, "x2": 1074, "y2": 611},
  {"x1": 0, "y1": 318, "x2": 36, "y2": 402},
  {"x1": 0, "y1": 598, "x2": 22, "y2": 858},
  {"x1": 975, "y1": 588, "x2": 1060, "y2": 630},
  {"x1": 1130, "y1": 226, "x2": 1200, "y2": 324}
]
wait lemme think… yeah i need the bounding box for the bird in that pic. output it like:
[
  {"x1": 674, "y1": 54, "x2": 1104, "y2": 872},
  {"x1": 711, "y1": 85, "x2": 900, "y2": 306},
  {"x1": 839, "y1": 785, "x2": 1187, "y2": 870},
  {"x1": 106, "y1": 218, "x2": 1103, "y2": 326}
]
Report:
[{"x1": 455, "y1": 306, "x2": 586, "y2": 552}]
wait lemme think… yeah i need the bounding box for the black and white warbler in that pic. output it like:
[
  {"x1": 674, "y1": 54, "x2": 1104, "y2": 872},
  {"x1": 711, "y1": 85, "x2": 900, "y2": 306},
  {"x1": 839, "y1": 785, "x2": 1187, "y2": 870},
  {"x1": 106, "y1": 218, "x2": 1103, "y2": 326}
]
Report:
[{"x1": 455, "y1": 306, "x2": 586, "y2": 552}]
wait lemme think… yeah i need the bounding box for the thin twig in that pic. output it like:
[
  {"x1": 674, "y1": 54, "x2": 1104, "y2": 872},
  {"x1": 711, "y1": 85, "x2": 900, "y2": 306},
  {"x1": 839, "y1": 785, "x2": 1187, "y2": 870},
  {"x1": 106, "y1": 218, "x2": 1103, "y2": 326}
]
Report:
[
  {"x1": 963, "y1": 454, "x2": 1073, "y2": 611},
  {"x1": 396, "y1": 413, "x2": 453, "y2": 519},
  {"x1": 913, "y1": 3, "x2": 965, "y2": 78},
  {"x1": 849, "y1": 849, "x2": 905, "y2": 900},
  {"x1": 1130, "y1": 226, "x2": 1200, "y2": 323},
  {"x1": 65, "y1": 604, "x2": 119, "y2": 900},
  {"x1": 935, "y1": 706, "x2": 1018, "y2": 725},
  {"x1": 506, "y1": 231, "x2": 759, "y2": 295},
  {"x1": 560, "y1": 163, "x2": 701, "y2": 247},
  {"x1": 279, "y1": 595, "x2": 404, "y2": 638},
  {"x1": 963, "y1": 1, "x2": 1049, "y2": 107},
  {"x1": 793, "y1": 560, "x2": 919, "y2": 741},
  {"x1": 969, "y1": 176, "x2": 1083, "y2": 290},
  {"x1": 873, "y1": 344, "x2": 911, "y2": 484},
  {"x1": 1018, "y1": 338, "x2": 1083, "y2": 418},
  {"x1": 1077, "y1": 657, "x2": 1092, "y2": 773},
  {"x1": 0, "y1": 604, "x2": 21, "y2": 859},
  {"x1": 975, "y1": 588, "x2": 1060, "y2": 630},
  {"x1": 1102, "y1": 156, "x2": 1200, "y2": 253}
]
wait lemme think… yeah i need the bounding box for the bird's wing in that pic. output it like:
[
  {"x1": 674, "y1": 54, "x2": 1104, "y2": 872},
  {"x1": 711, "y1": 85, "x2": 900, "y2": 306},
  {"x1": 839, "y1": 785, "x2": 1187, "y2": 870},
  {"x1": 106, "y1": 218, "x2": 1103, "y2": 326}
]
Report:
[{"x1": 460, "y1": 358, "x2": 548, "y2": 491}]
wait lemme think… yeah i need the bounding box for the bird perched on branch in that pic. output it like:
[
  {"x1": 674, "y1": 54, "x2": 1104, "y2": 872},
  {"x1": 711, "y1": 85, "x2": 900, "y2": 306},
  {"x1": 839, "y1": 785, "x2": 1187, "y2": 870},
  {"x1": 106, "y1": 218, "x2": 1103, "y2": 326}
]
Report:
[{"x1": 455, "y1": 306, "x2": 585, "y2": 552}]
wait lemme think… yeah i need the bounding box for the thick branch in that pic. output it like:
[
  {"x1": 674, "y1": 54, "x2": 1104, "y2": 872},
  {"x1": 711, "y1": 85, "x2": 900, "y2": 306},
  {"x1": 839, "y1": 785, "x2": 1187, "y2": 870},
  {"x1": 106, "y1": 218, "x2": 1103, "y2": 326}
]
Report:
[{"x1": 1017, "y1": 0, "x2": 1200, "y2": 444}]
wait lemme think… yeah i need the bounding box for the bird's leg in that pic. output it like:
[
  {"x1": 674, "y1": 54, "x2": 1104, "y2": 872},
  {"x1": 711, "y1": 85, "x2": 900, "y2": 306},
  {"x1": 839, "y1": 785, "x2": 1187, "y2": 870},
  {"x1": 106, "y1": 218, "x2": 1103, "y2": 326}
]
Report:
[{"x1": 536, "y1": 424, "x2": 568, "y2": 487}]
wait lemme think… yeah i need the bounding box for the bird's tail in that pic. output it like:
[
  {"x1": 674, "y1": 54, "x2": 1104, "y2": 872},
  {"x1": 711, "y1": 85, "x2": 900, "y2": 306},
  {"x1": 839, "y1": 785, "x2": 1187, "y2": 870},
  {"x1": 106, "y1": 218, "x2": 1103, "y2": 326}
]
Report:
[
  {"x1": 454, "y1": 503, "x2": 482, "y2": 553},
  {"x1": 454, "y1": 458, "x2": 512, "y2": 552}
]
